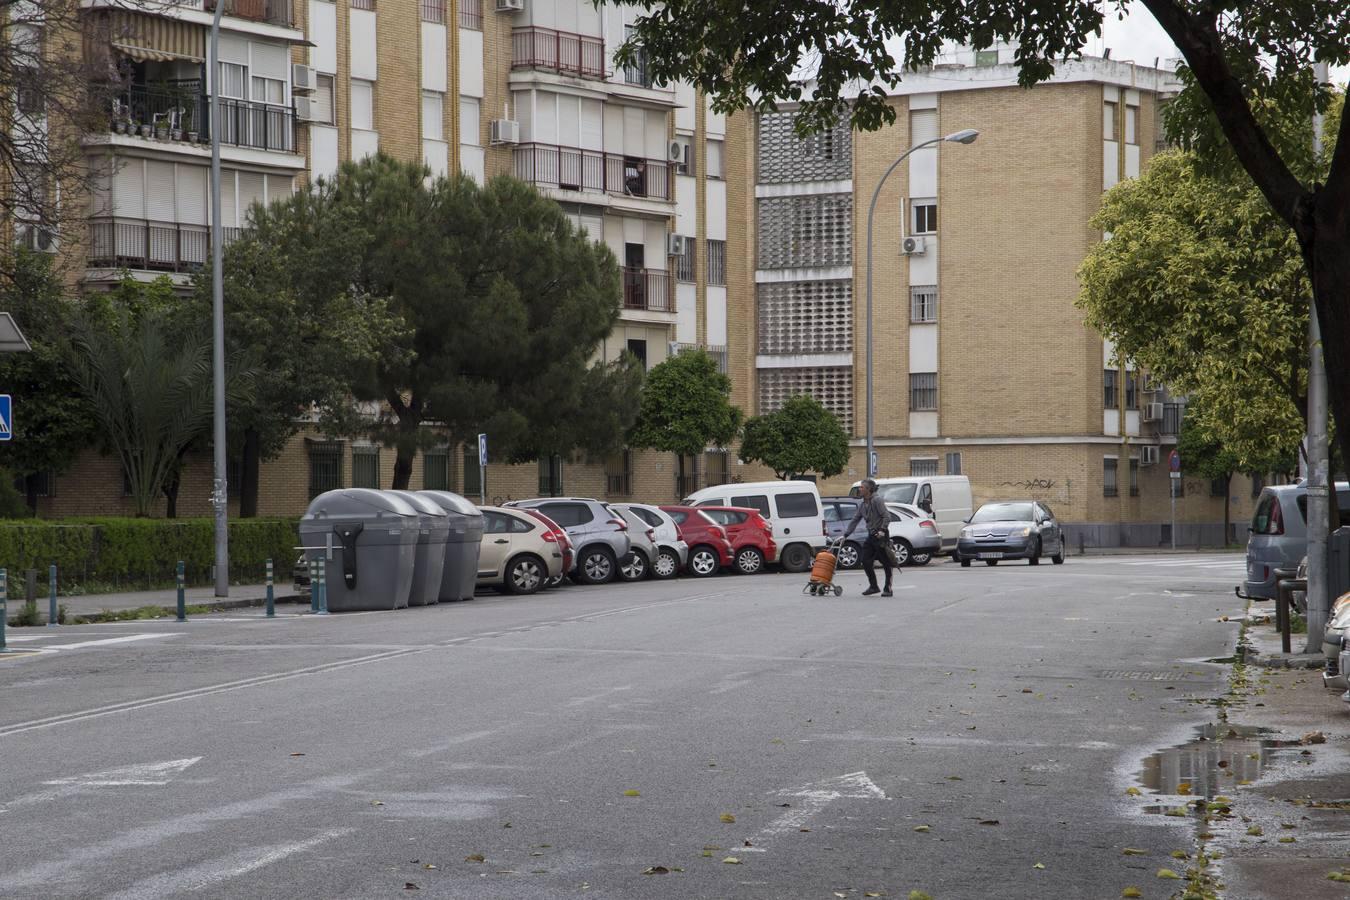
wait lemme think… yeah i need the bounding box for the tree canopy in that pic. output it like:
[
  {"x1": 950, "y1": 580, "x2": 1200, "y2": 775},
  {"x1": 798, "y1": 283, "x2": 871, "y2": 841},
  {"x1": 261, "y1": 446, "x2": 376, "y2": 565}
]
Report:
[
  {"x1": 628, "y1": 350, "x2": 742, "y2": 488},
  {"x1": 739, "y1": 394, "x2": 850, "y2": 481}
]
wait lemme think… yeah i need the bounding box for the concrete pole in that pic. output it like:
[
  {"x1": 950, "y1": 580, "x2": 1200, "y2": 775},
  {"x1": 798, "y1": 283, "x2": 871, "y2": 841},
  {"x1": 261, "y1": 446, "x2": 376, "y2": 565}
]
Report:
[
  {"x1": 1305, "y1": 61, "x2": 1331, "y2": 651},
  {"x1": 209, "y1": 1, "x2": 229, "y2": 597}
]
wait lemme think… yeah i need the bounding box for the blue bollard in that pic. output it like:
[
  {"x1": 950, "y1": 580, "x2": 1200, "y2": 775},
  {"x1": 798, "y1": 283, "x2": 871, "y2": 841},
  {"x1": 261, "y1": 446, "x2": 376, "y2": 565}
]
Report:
[
  {"x1": 176, "y1": 560, "x2": 186, "y2": 622},
  {"x1": 309, "y1": 559, "x2": 319, "y2": 613},
  {"x1": 265, "y1": 559, "x2": 275, "y2": 618},
  {"x1": 47, "y1": 564, "x2": 58, "y2": 627},
  {"x1": 0, "y1": 568, "x2": 11, "y2": 653},
  {"x1": 316, "y1": 558, "x2": 329, "y2": 616}
]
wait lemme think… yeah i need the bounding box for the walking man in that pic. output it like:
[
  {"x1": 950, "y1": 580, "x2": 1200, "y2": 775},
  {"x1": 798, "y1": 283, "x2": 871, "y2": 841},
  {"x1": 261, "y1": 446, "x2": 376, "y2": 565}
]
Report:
[{"x1": 845, "y1": 478, "x2": 894, "y2": 596}]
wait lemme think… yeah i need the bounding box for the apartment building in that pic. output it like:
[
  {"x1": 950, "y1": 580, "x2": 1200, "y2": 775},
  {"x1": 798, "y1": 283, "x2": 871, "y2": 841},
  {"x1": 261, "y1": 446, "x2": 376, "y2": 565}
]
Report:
[{"x1": 725, "y1": 48, "x2": 1256, "y2": 546}]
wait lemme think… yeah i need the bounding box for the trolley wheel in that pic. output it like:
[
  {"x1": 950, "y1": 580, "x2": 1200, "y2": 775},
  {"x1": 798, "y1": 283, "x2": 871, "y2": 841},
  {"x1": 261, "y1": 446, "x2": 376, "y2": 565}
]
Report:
[{"x1": 832, "y1": 584, "x2": 843, "y2": 597}]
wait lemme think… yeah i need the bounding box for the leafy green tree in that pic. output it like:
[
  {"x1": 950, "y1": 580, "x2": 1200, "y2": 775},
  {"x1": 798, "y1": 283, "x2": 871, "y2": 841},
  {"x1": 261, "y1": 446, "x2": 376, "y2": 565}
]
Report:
[
  {"x1": 0, "y1": 251, "x2": 95, "y2": 511},
  {"x1": 628, "y1": 350, "x2": 743, "y2": 491},
  {"x1": 1175, "y1": 406, "x2": 1243, "y2": 541},
  {"x1": 616, "y1": 0, "x2": 1350, "y2": 465},
  {"x1": 739, "y1": 394, "x2": 849, "y2": 481}
]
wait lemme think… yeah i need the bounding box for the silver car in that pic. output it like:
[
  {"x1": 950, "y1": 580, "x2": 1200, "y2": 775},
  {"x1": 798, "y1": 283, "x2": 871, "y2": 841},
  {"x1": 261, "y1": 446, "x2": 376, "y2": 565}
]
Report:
[
  {"x1": 506, "y1": 498, "x2": 632, "y2": 585},
  {"x1": 1242, "y1": 483, "x2": 1350, "y2": 601},
  {"x1": 613, "y1": 503, "x2": 689, "y2": 579},
  {"x1": 613, "y1": 505, "x2": 660, "y2": 582}
]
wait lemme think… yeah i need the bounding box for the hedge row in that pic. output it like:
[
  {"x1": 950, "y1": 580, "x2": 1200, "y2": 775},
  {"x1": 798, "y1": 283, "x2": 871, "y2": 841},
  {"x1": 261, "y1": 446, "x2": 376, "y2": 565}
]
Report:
[{"x1": 0, "y1": 518, "x2": 299, "y2": 587}]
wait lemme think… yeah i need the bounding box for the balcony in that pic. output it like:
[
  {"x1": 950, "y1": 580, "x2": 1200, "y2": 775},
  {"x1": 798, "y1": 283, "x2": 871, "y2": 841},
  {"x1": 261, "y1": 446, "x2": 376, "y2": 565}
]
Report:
[
  {"x1": 513, "y1": 143, "x2": 673, "y2": 202},
  {"x1": 87, "y1": 217, "x2": 241, "y2": 274},
  {"x1": 111, "y1": 84, "x2": 296, "y2": 153},
  {"x1": 512, "y1": 27, "x2": 604, "y2": 79},
  {"x1": 205, "y1": 0, "x2": 293, "y2": 28},
  {"x1": 622, "y1": 268, "x2": 672, "y2": 313}
]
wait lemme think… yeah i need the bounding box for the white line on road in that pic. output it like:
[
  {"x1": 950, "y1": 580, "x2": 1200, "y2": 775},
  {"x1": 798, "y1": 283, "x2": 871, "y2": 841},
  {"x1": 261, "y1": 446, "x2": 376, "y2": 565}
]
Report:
[
  {"x1": 745, "y1": 772, "x2": 887, "y2": 853},
  {"x1": 43, "y1": 633, "x2": 182, "y2": 650}
]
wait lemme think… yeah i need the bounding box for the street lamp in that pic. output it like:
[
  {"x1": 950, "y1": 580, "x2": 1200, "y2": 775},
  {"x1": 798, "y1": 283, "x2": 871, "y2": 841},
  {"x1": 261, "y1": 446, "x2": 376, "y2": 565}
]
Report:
[
  {"x1": 864, "y1": 128, "x2": 979, "y2": 477},
  {"x1": 209, "y1": 1, "x2": 229, "y2": 596}
]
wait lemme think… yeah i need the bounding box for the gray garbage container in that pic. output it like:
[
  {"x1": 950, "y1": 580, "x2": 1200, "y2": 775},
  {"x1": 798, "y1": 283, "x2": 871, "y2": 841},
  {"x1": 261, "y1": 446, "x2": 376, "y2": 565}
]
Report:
[
  {"x1": 391, "y1": 490, "x2": 450, "y2": 607},
  {"x1": 418, "y1": 490, "x2": 485, "y2": 601},
  {"x1": 299, "y1": 489, "x2": 419, "y2": 611}
]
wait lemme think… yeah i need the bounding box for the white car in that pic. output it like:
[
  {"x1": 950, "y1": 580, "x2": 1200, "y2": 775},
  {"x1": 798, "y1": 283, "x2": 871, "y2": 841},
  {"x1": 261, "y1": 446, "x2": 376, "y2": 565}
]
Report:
[
  {"x1": 1322, "y1": 589, "x2": 1350, "y2": 706},
  {"x1": 885, "y1": 502, "x2": 944, "y2": 566},
  {"x1": 611, "y1": 502, "x2": 689, "y2": 579},
  {"x1": 684, "y1": 480, "x2": 828, "y2": 573}
]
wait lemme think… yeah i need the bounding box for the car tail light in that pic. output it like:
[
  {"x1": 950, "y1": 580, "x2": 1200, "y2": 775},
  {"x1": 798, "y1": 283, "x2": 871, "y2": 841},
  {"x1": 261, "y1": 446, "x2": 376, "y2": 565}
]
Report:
[
  {"x1": 920, "y1": 520, "x2": 938, "y2": 532},
  {"x1": 1268, "y1": 502, "x2": 1284, "y2": 535},
  {"x1": 714, "y1": 525, "x2": 728, "y2": 540},
  {"x1": 541, "y1": 530, "x2": 558, "y2": 543},
  {"x1": 609, "y1": 518, "x2": 628, "y2": 531}
]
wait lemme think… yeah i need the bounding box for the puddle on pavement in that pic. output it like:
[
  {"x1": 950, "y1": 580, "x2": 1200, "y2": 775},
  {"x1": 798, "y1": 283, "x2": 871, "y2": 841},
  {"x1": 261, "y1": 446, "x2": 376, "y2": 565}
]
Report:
[{"x1": 1135, "y1": 723, "x2": 1304, "y2": 805}]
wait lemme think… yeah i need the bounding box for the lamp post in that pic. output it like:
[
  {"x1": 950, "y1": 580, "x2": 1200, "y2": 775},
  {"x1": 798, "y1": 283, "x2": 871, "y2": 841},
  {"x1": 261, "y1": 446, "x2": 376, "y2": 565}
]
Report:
[
  {"x1": 209, "y1": 0, "x2": 229, "y2": 597},
  {"x1": 865, "y1": 129, "x2": 979, "y2": 477}
]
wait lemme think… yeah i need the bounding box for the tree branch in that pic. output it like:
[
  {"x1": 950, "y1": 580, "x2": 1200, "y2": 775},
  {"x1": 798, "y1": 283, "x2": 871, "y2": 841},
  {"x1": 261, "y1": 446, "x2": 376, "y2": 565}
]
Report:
[{"x1": 1324, "y1": 84, "x2": 1350, "y2": 205}]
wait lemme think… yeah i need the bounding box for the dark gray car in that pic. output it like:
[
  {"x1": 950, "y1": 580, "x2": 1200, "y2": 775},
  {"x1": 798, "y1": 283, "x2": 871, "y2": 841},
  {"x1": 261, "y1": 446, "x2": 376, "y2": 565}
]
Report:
[{"x1": 956, "y1": 500, "x2": 1065, "y2": 567}]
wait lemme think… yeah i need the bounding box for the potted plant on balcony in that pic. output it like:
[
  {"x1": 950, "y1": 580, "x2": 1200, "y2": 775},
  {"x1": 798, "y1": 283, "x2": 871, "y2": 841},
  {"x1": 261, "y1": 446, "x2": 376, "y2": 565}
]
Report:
[{"x1": 137, "y1": 119, "x2": 151, "y2": 138}]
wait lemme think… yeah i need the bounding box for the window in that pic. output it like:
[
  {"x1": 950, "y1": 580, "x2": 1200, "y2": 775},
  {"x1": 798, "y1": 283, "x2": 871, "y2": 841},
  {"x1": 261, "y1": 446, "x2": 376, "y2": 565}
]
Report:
[
  {"x1": 623, "y1": 25, "x2": 651, "y2": 87},
  {"x1": 707, "y1": 239, "x2": 726, "y2": 286},
  {"x1": 605, "y1": 451, "x2": 632, "y2": 496},
  {"x1": 350, "y1": 79, "x2": 374, "y2": 131},
  {"x1": 459, "y1": 97, "x2": 480, "y2": 146},
  {"x1": 730, "y1": 494, "x2": 771, "y2": 517},
  {"x1": 910, "y1": 285, "x2": 937, "y2": 323},
  {"x1": 1103, "y1": 457, "x2": 1118, "y2": 497},
  {"x1": 626, "y1": 338, "x2": 648, "y2": 368},
  {"x1": 975, "y1": 48, "x2": 999, "y2": 66},
  {"x1": 463, "y1": 445, "x2": 483, "y2": 497},
  {"x1": 459, "y1": 0, "x2": 483, "y2": 29},
  {"x1": 675, "y1": 239, "x2": 695, "y2": 283},
  {"x1": 1103, "y1": 369, "x2": 1118, "y2": 409},
  {"x1": 707, "y1": 139, "x2": 724, "y2": 178},
  {"x1": 1211, "y1": 476, "x2": 1228, "y2": 498},
  {"x1": 420, "y1": 0, "x2": 445, "y2": 23},
  {"x1": 1130, "y1": 457, "x2": 1139, "y2": 496},
  {"x1": 705, "y1": 450, "x2": 730, "y2": 486},
  {"x1": 775, "y1": 492, "x2": 819, "y2": 518},
  {"x1": 945, "y1": 452, "x2": 962, "y2": 476},
  {"x1": 910, "y1": 373, "x2": 937, "y2": 411},
  {"x1": 352, "y1": 0, "x2": 375, "y2": 9},
  {"x1": 17, "y1": 71, "x2": 43, "y2": 116},
  {"x1": 912, "y1": 201, "x2": 937, "y2": 235},
  {"x1": 1125, "y1": 104, "x2": 1138, "y2": 145},
  {"x1": 422, "y1": 91, "x2": 443, "y2": 141},
  {"x1": 312, "y1": 74, "x2": 336, "y2": 125},
  {"x1": 538, "y1": 502, "x2": 591, "y2": 527},
  {"x1": 17, "y1": 470, "x2": 56, "y2": 498},
  {"x1": 1103, "y1": 100, "x2": 1118, "y2": 140},
  {"x1": 538, "y1": 455, "x2": 564, "y2": 496},
  {"x1": 1125, "y1": 371, "x2": 1138, "y2": 410},
  {"x1": 308, "y1": 441, "x2": 344, "y2": 498},
  {"x1": 218, "y1": 62, "x2": 247, "y2": 99},
  {"x1": 251, "y1": 76, "x2": 285, "y2": 106},
  {"x1": 351, "y1": 445, "x2": 380, "y2": 488},
  {"x1": 910, "y1": 458, "x2": 939, "y2": 477},
  {"x1": 422, "y1": 447, "x2": 449, "y2": 490}
]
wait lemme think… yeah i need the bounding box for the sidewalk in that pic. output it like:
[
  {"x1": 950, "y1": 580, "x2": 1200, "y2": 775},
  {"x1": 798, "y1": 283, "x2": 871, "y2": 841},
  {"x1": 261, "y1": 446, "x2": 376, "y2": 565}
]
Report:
[{"x1": 10, "y1": 582, "x2": 304, "y2": 623}]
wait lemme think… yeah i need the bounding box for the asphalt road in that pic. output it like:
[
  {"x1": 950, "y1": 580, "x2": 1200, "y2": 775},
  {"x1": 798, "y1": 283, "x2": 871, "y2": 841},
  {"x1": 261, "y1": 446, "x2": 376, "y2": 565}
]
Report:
[{"x1": 0, "y1": 553, "x2": 1250, "y2": 899}]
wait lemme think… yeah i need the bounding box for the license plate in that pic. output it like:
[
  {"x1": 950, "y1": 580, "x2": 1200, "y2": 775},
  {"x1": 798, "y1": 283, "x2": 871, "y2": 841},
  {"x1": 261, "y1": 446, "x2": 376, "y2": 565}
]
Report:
[{"x1": 979, "y1": 552, "x2": 1003, "y2": 560}]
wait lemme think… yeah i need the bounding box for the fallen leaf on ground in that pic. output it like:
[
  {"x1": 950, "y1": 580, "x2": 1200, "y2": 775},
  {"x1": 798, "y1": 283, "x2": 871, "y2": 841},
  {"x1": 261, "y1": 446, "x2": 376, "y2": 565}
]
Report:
[
  {"x1": 722, "y1": 857, "x2": 741, "y2": 865},
  {"x1": 1122, "y1": 888, "x2": 1142, "y2": 898},
  {"x1": 1021, "y1": 688, "x2": 1033, "y2": 693},
  {"x1": 1121, "y1": 848, "x2": 1147, "y2": 856},
  {"x1": 1157, "y1": 868, "x2": 1181, "y2": 880},
  {"x1": 913, "y1": 825, "x2": 930, "y2": 832},
  {"x1": 1279, "y1": 837, "x2": 1296, "y2": 843},
  {"x1": 422, "y1": 864, "x2": 437, "y2": 870},
  {"x1": 289, "y1": 752, "x2": 305, "y2": 757},
  {"x1": 623, "y1": 790, "x2": 641, "y2": 797},
  {"x1": 946, "y1": 775, "x2": 962, "y2": 781},
  {"x1": 1170, "y1": 851, "x2": 1188, "y2": 860},
  {"x1": 464, "y1": 854, "x2": 485, "y2": 863},
  {"x1": 642, "y1": 866, "x2": 670, "y2": 875},
  {"x1": 719, "y1": 813, "x2": 736, "y2": 823},
  {"x1": 978, "y1": 820, "x2": 999, "y2": 826},
  {"x1": 1126, "y1": 787, "x2": 1142, "y2": 796},
  {"x1": 404, "y1": 884, "x2": 420, "y2": 891},
  {"x1": 1176, "y1": 782, "x2": 1192, "y2": 795},
  {"x1": 1247, "y1": 825, "x2": 1263, "y2": 836},
  {"x1": 865, "y1": 894, "x2": 883, "y2": 898},
  {"x1": 370, "y1": 800, "x2": 384, "y2": 807},
  {"x1": 908, "y1": 892, "x2": 932, "y2": 900},
  {"x1": 1032, "y1": 862, "x2": 1045, "y2": 870}
]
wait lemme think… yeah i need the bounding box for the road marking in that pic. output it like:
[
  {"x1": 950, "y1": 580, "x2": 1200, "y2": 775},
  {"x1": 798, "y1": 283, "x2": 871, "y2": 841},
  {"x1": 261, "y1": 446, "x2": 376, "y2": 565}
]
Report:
[
  {"x1": 43, "y1": 757, "x2": 202, "y2": 787},
  {"x1": 746, "y1": 772, "x2": 887, "y2": 852},
  {"x1": 44, "y1": 633, "x2": 182, "y2": 650}
]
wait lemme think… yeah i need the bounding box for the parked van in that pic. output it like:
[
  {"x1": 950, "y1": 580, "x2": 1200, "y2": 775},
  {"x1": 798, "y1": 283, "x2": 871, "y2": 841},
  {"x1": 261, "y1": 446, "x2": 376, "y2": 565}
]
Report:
[
  {"x1": 849, "y1": 476, "x2": 973, "y2": 553},
  {"x1": 683, "y1": 480, "x2": 828, "y2": 573}
]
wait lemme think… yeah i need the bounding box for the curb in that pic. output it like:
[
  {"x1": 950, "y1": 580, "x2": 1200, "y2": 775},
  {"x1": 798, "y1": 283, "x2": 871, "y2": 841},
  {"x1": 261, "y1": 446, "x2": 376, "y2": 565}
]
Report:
[
  {"x1": 1249, "y1": 653, "x2": 1325, "y2": 670},
  {"x1": 12, "y1": 593, "x2": 306, "y2": 626}
]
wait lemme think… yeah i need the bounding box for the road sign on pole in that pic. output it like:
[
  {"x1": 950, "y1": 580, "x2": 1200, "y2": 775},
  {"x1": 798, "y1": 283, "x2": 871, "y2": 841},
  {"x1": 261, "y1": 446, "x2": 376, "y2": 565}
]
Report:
[
  {"x1": 477, "y1": 433, "x2": 488, "y2": 505},
  {"x1": 1168, "y1": 449, "x2": 1181, "y2": 472},
  {"x1": 1168, "y1": 451, "x2": 1180, "y2": 550},
  {"x1": 0, "y1": 394, "x2": 12, "y2": 441}
]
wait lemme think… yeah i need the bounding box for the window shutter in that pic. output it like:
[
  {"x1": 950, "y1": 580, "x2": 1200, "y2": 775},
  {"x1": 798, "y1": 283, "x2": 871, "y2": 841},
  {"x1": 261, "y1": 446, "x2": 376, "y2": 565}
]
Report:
[
  {"x1": 910, "y1": 109, "x2": 938, "y2": 145},
  {"x1": 176, "y1": 165, "x2": 207, "y2": 225}
]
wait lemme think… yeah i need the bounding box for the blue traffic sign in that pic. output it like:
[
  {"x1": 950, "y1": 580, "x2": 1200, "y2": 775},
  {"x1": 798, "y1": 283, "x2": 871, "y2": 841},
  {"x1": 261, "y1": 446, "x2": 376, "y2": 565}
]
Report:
[
  {"x1": 0, "y1": 394, "x2": 11, "y2": 441},
  {"x1": 478, "y1": 433, "x2": 488, "y2": 468},
  {"x1": 1168, "y1": 449, "x2": 1181, "y2": 472}
]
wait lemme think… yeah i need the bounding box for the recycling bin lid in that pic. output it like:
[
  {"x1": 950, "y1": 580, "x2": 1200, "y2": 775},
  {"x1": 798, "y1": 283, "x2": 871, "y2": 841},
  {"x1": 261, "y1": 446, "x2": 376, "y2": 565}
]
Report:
[
  {"x1": 391, "y1": 490, "x2": 450, "y2": 518},
  {"x1": 302, "y1": 488, "x2": 421, "y2": 521},
  {"x1": 417, "y1": 490, "x2": 484, "y2": 519}
]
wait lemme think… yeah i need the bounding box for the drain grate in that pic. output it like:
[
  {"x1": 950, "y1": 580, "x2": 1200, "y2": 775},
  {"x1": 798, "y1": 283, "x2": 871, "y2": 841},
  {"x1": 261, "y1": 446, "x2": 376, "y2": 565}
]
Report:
[{"x1": 1096, "y1": 670, "x2": 1193, "y2": 682}]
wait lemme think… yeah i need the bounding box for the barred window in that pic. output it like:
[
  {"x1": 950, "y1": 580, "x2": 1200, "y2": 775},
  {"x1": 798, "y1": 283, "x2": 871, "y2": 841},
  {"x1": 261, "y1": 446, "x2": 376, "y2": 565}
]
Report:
[
  {"x1": 538, "y1": 455, "x2": 564, "y2": 496},
  {"x1": 351, "y1": 445, "x2": 380, "y2": 489},
  {"x1": 757, "y1": 280, "x2": 852, "y2": 355},
  {"x1": 707, "y1": 239, "x2": 726, "y2": 286},
  {"x1": 351, "y1": 0, "x2": 374, "y2": 9},
  {"x1": 910, "y1": 285, "x2": 937, "y2": 323},
  {"x1": 675, "y1": 239, "x2": 695, "y2": 283},
  {"x1": 463, "y1": 445, "x2": 483, "y2": 497},
  {"x1": 705, "y1": 449, "x2": 730, "y2": 486},
  {"x1": 1211, "y1": 476, "x2": 1227, "y2": 498},
  {"x1": 909, "y1": 373, "x2": 937, "y2": 411},
  {"x1": 419, "y1": 0, "x2": 445, "y2": 23},
  {"x1": 1104, "y1": 369, "x2": 1118, "y2": 409},
  {"x1": 1125, "y1": 371, "x2": 1138, "y2": 410},
  {"x1": 459, "y1": 0, "x2": 482, "y2": 29},
  {"x1": 15, "y1": 470, "x2": 56, "y2": 498},
  {"x1": 1103, "y1": 458, "x2": 1118, "y2": 497},
  {"x1": 910, "y1": 458, "x2": 939, "y2": 477},
  {"x1": 945, "y1": 452, "x2": 962, "y2": 476},
  {"x1": 1130, "y1": 458, "x2": 1139, "y2": 496},
  {"x1": 308, "y1": 441, "x2": 344, "y2": 499},
  {"x1": 605, "y1": 451, "x2": 632, "y2": 497},
  {"x1": 423, "y1": 447, "x2": 450, "y2": 490}
]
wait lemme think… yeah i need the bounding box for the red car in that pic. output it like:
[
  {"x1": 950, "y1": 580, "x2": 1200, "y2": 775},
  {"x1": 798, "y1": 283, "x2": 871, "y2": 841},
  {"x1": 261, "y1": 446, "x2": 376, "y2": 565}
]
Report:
[
  {"x1": 659, "y1": 505, "x2": 735, "y2": 577},
  {"x1": 521, "y1": 508, "x2": 574, "y2": 588},
  {"x1": 695, "y1": 506, "x2": 777, "y2": 575}
]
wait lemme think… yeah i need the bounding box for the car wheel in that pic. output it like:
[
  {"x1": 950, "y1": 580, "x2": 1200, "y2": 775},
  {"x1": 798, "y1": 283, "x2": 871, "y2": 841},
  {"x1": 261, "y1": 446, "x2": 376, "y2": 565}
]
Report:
[
  {"x1": 1052, "y1": 539, "x2": 1065, "y2": 565},
  {"x1": 780, "y1": 543, "x2": 813, "y2": 573},
  {"x1": 960, "y1": 557, "x2": 972, "y2": 568},
  {"x1": 1028, "y1": 538, "x2": 1041, "y2": 566},
  {"x1": 688, "y1": 545, "x2": 720, "y2": 577},
  {"x1": 505, "y1": 554, "x2": 546, "y2": 595},
  {"x1": 735, "y1": 547, "x2": 765, "y2": 575},
  {"x1": 578, "y1": 547, "x2": 617, "y2": 584},
  {"x1": 836, "y1": 542, "x2": 861, "y2": 569},
  {"x1": 911, "y1": 551, "x2": 932, "y2": 566},
  {"x1": 618, "y1": 550, "x2": 648, "y2": 582},
  {"x1": 985, "y1": 559, "x2": 999, "y2": 567},
  {"x1": 653, "y1": 548, "x2": 680, "y2": 579},
  {"x1": 891, "y1": 538, "x2": 912, "y2": 567}
]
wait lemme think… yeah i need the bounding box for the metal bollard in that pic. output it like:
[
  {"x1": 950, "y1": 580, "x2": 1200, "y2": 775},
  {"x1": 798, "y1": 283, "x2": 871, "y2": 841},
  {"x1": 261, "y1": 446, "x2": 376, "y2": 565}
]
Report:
[
  {"x1": 48, "y1": 564, "x2": 58, "y2": 627},
  {"x1": 0, "y1": 568, "x2": 11, "y2": 654},
  {"x1": 309, "y1": 559, "x2": 319, "y2": 613},
  {"x1": 176, "y1": 560, "x2": 187, "y2": 622},
  {"x1": 316, "y1": 558, "x2": 329, "y2": 616},
  {"x1": 265, "y1": 559, "x2": 275, "y2": 618}
]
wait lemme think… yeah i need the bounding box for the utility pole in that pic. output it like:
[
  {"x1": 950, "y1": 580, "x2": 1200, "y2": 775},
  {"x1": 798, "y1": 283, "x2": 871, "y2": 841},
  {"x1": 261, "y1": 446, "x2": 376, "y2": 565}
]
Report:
[
  {"x1": 209, "y1": 0, "x2": 229, "y2": 597},
  {"x1": 1304, "y1": 61, "x2": 1331, "y2": 652}
]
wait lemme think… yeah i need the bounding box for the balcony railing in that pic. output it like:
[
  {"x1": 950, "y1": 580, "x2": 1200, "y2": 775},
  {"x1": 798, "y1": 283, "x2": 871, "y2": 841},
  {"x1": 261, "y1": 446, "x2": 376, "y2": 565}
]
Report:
[
  {"x1": 513, "y1": 143, "x2": 673, "y2": 201},
  {"x1": 622, "y1": 267, "x2": 672, "y2": 313},
  {"x1": 512, "y1": 27, "x2": 605, "y2": 78},
  {"x1": 111, "y1": 85, "x2": 296, "y2": 153},
  {"x1": 205, "y1": 0, "x2": 293, "y2": 27},
  {"x1": 87, "y1": 217, "x2": 241, "y2": 273}
]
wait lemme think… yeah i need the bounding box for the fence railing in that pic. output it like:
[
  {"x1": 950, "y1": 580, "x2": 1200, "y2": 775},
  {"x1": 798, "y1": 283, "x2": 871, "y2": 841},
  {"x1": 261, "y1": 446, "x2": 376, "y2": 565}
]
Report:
[
  {"x1": 459, "y1": 0, "x2": 482, "y2": 29},
  {"x1": 113, "y1": 84, "x2": 296, "y2": 153},
  {"x1": 621, "y1": 268, "x2": 672, "y2": 313},
  {"x1": 205, "y1": 0, "x2": 293, "y2": 27},
  {"x1": 513, "y1": 142, "x2": 672, "y2": 201},
  {"x1": 87, "y1": 217, "x2": 241, "y2": 273},
  {"x1": 512, "y1": 27, "x2": 605, "y2": 78}
]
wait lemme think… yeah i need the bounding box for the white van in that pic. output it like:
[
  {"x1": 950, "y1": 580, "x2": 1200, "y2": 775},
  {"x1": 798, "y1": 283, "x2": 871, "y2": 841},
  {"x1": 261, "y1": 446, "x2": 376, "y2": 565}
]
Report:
[
  {"x1": 849, "y1": 476, "x2": 973, "y2": 553},
  {"x1": 683, "y1": 480, "x2": 828, "y2": 573}
]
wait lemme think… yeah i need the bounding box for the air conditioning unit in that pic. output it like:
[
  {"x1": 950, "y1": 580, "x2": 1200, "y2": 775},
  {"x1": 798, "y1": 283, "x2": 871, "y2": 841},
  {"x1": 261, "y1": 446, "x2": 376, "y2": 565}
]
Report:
[
  {"x1": 291, "y1": 64, "x2": 318, "y2": 94},
  {"x1": 293, "y1": 96, "x2": 320, "y2": 122},
  {"x1": 1140, "y1": 373, "x2": 1157, "y2": 394},
  {"x1": 901, "y1": 235, "x2": 927, "y2": 255},
  {"x1": 495, "y1": 0, "x2": 525, "y2": 12},
  {"x1": 1140, "y1": 445, "x2": 1160, "y2": 466},
  {"x1": 489, "y1": 118, "x2": 520, "y2": 145},
  {"x1": 1143, "y1": 401, "x2": 1164, "y2": 422},
  {"x1": 667, "y1": 233, "x2": 688, "y2": 256},
  {"x1": 670, "y1": 138, "x2": 693, "y2": 174}
]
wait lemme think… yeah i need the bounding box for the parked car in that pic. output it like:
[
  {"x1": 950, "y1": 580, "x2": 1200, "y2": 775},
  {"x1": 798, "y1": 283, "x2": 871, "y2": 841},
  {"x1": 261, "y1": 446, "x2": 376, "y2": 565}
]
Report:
[
  {"x1": 850, "y1": 475, "x2": 972, "y2": 555},
  {"x1": 613, "y1": 505, "x2": 660, "y2": 582},
  {"x1": 612, "y1": 502, "x2": 689, "y2": 580},
  {"x1": 1242, "y1": 482, "x2": 1350, "y2": 601},
  {"x1": 822, "y1": 497, "x2": 941, "y2": 568},
  {"x1": 660, "y1": 505, "x2": 735, "y2": 577},
  {"x1": 1322, "y1": 590, "x2": 1350, "y2": 704},
  {"x1": 506, "y1": 498, "x2": 632, "y2": 585},
  {"x1": 697, "y1": 506, "x2": 778, "y2": 575},
  {"x1": 956, "y1": 500, "x2": 1066, "y2": 566},
  {"x1": 518, "y1": 508, "x2": 574, "y2": 589},
  {"x1": 683, "y1": 480, "x2": 827, "y2": 572},
  {"x1": 475, "y1": 506, "x2": 566, "y2": 594}
]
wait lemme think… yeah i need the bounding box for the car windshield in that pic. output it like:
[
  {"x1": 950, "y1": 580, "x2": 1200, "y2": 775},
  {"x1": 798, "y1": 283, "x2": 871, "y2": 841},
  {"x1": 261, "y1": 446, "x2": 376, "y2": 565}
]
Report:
[
  {"x1": 874, "y1": 483, "x2": 917, "y2": 504},
  {"x1": 970, "y1": 502, "x2": 1034, "y2": 523}
]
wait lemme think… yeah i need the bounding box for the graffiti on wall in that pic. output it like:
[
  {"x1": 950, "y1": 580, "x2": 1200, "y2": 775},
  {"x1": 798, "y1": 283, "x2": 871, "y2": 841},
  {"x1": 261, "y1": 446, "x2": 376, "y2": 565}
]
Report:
[{"x1": 999, "y1": 478, "x2": 1057, "y2": 491}]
